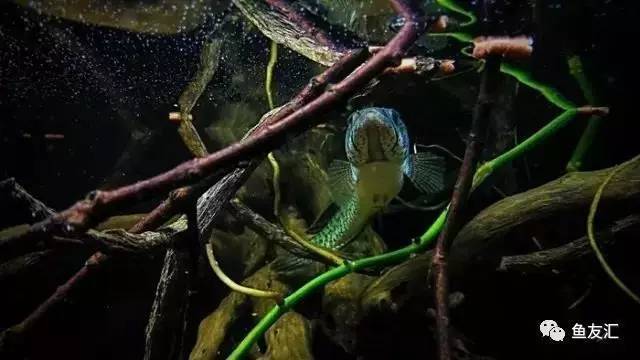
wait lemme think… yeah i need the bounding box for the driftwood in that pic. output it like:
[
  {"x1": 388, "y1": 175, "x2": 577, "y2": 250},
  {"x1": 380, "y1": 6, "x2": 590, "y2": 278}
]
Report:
[
  {"x1": 498, "y1": 214, "x2": 640, "y2": 273},
  {"x1": 360, "y1": 156, "x2": 640, "y2": 313},
  {"x1": 230, "y1": 0, "x2": 359, "y2": 66},
  {"x1": 84, "y1": 219, "x2": 187, "y2": 254},
  {"x1": 451, "y1": 155, "x2": 640, "y2": 266},
  {"x1": 361, "y1": 251, "x2": 433, "y2": 313},
  {"x1": 144, "y1": 247, "x2": 192, "y2": 360}
]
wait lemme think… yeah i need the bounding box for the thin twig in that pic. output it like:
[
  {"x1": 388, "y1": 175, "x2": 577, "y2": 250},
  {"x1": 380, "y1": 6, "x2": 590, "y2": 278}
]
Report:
[{"x1": 432, "y1": 55, "x2": 502, "y2": 360}]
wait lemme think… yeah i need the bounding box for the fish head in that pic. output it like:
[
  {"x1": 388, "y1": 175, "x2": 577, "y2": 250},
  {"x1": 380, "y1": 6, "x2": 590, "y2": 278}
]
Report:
[{"x1": 345, "y1": 107, "x2": 410, "y2": 165}]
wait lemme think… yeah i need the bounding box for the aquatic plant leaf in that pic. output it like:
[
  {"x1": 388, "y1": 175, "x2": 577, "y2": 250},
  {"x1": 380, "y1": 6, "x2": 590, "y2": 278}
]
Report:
[
  {"x1": 406, "y1": 151, "x2": 445, "y2": 194},
  {"x1": 327, "y1": 159, "x2": 356, "y2": 206}
]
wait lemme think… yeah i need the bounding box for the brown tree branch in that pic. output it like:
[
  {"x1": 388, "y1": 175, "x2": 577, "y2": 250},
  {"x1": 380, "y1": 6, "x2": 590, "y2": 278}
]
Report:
[
  {"x1": 432, "y1": 55, "x2": 502, "y2": 360},
  {"x1": 2, "y1": 47, "x2": 370, "y2": 256}
]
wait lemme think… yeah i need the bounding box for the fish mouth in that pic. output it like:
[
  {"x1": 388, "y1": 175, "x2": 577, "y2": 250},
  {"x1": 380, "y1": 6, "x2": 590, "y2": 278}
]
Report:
[{"x1": 362, "y1": 118, "x2": 393, "y2": 162}]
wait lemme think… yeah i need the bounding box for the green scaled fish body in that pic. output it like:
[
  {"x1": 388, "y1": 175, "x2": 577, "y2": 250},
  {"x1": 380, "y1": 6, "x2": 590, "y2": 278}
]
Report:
[{"x1": 272, "y1": 107, "x2": 444, "y2": 279}]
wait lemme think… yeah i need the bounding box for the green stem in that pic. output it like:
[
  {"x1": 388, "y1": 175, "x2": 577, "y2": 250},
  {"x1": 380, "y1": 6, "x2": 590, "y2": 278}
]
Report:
[
  {"x1": 436, "y1": 0, "x2": 477, "y2": 27},
  {"x1": 566, "y1": 55, "x2": 602, "y2": 172},
  {"x1": 227, "y1": 108, "x2": 581, "y2": 360},
  {"x1": 566, "y1": 115, "x2": 602, "y2": 172},
  {"x1": 474, "y1": 109, "x2": 578, "y2": 187},
  {"x1": 500, "y1": 63, "x2": 576, "y2": 111},
  {"x1": 567, "y1": 55, "x2": 596, "y2": 104}
]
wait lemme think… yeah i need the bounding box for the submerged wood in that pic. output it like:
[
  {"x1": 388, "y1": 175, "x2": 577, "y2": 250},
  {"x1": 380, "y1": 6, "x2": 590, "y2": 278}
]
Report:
[
  {"x1": 451, "y1": 155, "x2": 640, "y2": 265},
  {"x1": 144, "y1": 247, "x2": 192, "y2": 360},
  {"x1": 361, "y1": 158, "x2": 640, "y2": 313},
  {"x1": 498, "y1": 214, "x2": 640, "y2": 273},
  {"x1": 231, "y1": 0, "x2": 361, "y2": 66},
  {"x1": 177, "y1": 38, "x2": 224, "y2": 158}
]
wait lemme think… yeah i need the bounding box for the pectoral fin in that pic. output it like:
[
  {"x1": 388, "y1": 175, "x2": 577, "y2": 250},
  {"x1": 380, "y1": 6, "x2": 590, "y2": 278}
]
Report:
[
  {"x1": 405, "y1": 151, "x2": 445, "y2": 194},
  {"x1": 327, "y1": 159, "x2": 356, "y2": 206}
]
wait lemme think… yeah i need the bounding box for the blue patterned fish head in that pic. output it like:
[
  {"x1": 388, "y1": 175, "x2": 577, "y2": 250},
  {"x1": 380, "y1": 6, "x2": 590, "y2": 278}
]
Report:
[{"x1": 345, "y1": 107, "x2": 411, "y2": 166}]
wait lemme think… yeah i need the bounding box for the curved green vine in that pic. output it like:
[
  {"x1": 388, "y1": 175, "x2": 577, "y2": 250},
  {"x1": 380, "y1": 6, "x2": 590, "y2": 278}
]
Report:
[
  {"x1": 436, "y1": 0, "x2": 477, "y2": 27},
  {"x1": 500, "y1": 63, "x2": 576, "y2": 111},
  {"x1": 265, "y1": 40, "x2": 278, "y2": 110},
  {"x1": 587, "y1": 156, "x2": 640, "y2": 304}
]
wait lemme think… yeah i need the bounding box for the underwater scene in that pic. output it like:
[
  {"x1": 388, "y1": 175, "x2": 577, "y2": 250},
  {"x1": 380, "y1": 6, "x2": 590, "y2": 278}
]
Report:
[{"x1": 0, "y1": 0, "x2": 638, "y2": 359}]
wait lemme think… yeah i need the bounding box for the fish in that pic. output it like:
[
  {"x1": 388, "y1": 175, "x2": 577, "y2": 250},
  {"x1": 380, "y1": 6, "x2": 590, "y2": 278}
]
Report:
[{"x1": 272, "y1": 107, "x2": 445, "y2": 280}]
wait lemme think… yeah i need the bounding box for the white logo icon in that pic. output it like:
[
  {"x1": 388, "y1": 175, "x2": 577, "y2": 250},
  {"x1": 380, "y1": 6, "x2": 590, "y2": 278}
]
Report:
[
  {"x1": 540, "y1": 320, "x2": 558, "y2": 337},
  {"x1": 540, "y1": 320, "x2": 564, "y2": 342},
  {"x1": 549, "y1": 326, "x2": 565, "y2": 342}
]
